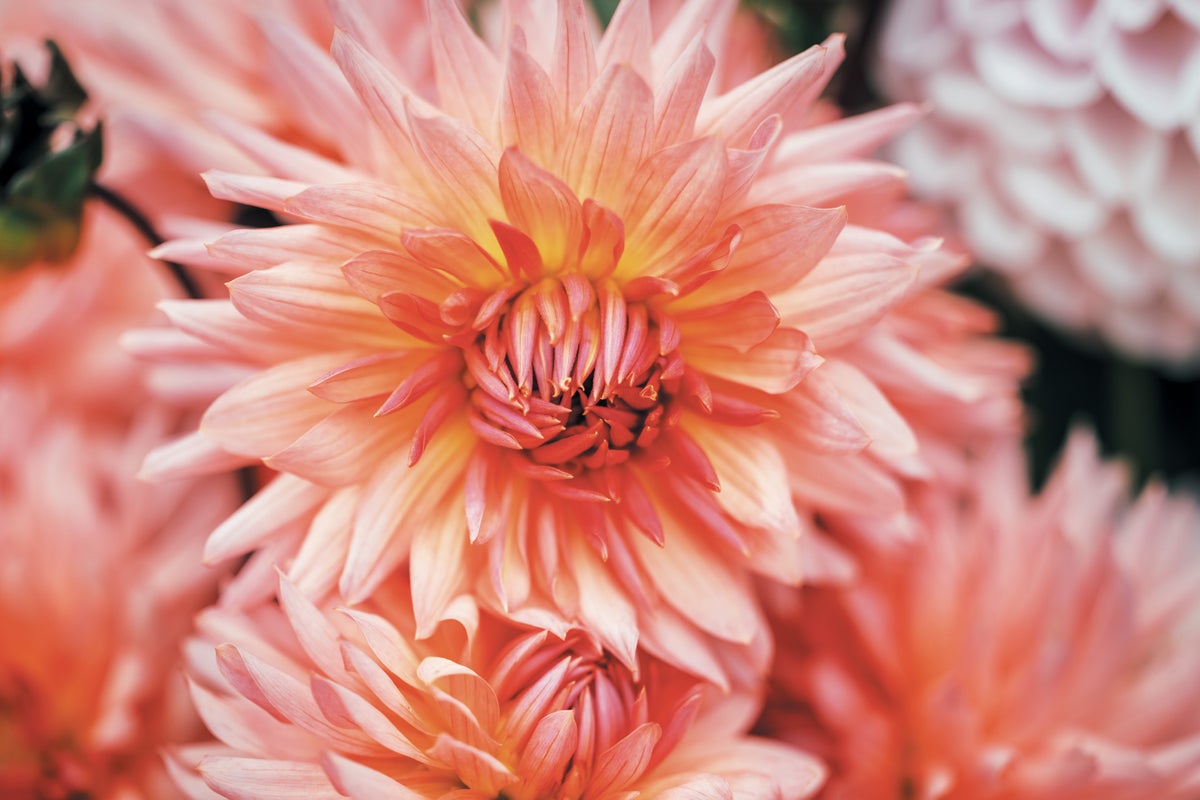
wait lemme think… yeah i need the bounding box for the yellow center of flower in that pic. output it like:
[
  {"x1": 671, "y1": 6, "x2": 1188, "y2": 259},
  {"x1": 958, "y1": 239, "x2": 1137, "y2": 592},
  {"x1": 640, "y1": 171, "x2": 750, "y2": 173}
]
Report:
[{"x1": 461, "y1": 276, "x2": 683, "y2": 475}]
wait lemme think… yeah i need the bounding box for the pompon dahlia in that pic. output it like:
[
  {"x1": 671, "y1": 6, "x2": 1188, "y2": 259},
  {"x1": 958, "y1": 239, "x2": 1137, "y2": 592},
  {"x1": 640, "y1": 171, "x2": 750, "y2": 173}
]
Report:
[
  {"x1": 758, "y1": 432, "x2": 1200, "y2": 799},
  {"x1": 879, "y1": 0, "x2": 1200, "y2": 368},
  {"x1": 171, "y1": 572, "x2": 824, "y2": 800},
  {"x1": 150, "y1": 0, "x2": 1021, "y2": 674}
]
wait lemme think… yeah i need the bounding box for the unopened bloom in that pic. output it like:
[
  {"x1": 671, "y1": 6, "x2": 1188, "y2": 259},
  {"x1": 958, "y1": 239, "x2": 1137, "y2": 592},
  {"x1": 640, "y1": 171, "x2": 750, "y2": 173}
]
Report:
[
  {"x1": 173, "y1": 572, "x2": 824, "y2": 799},
  {"x1": 151, "y1": 0, "x2": 1023, "y2": 673},
  {"x1": 760, "y1": 432, "x2": 1200, "y2": 798},
  {"x1": 879, "y1": 0, "x2": 1200, "y2": 368}
]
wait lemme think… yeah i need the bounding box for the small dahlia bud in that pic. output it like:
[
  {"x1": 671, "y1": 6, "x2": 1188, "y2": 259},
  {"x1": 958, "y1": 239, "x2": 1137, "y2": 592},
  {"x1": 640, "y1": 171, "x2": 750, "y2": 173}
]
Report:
[{"x1": 0, "y1": 41, "x2": 101, "y2": 270}]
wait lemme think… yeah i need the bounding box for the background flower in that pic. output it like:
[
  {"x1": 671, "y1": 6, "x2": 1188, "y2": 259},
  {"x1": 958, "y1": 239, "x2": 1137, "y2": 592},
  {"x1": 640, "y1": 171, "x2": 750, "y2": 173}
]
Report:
[
  {"x1": 759, "y1": 431, "x2": 1200, "y2": 799},
  {"x1": 173, "y1": 572, "x2": 824, "y2": 800},
  {"x1": 0, "y1": 210, "x2": 240, "y2": 796},
  {"x1": 877, "y1": 0, "x2": 1200, "y2": 369}
]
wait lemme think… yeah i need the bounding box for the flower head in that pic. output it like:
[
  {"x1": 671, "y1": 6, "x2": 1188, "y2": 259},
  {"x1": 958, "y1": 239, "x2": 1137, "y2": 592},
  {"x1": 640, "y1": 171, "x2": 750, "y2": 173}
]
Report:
[
  {"x1": 760, "y1": 432, "x2": 1200, "y2": 798},
  {"x1": 175, "y1": 572, "x2": 824, "y2": 799},
  {"x1": 879, "y1": 0, "x2": 1200, "y2": 368},
  {"x1": 150, "y1": 0, "x2": 1024, "y2": 675}
]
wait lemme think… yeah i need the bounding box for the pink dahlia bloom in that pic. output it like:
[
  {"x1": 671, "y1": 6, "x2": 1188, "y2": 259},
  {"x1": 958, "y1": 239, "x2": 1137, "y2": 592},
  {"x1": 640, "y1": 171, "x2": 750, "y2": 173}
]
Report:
[
  {"x1": 173, "y1": 572, "x2": 824, "y2": 799},
  {"x1": 879, "y1": 0, "x2": 1200, "y2": 368},
  {"x1": 151, "y1": 0, "x2": 1023, "y2": 675},
  {"x1": 759, "y1": 432, "x2": 1200, "y2": 798},
  {"x1": 0, "y1": 387, "x2": 238, "y2": 797}
]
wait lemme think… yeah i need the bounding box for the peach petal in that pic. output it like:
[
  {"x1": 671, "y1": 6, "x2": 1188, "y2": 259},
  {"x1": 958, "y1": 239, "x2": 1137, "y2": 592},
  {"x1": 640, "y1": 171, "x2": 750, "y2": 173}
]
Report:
[{"x1": 200, "y1": 757, "x2": 343, "y2": 800}]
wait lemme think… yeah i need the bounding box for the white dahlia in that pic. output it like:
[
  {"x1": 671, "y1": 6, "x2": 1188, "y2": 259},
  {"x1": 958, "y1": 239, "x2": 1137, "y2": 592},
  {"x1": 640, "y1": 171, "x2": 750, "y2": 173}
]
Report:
[{"x1": 878, "y1": 0, "x2": 1200, "y2": 368}]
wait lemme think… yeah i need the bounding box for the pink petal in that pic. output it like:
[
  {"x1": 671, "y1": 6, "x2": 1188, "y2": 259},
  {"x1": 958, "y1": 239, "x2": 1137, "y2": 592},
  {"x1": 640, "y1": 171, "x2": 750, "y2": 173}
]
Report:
[
  {"x1": 202, "y1": 170, "x2": 310, "y2": 213},
  {"x1": 205, "y1": 473, "x2": 327, "y2": 563},
  {"x1": 621, "y1": 137, "x2": 728, "y2": 277},
  {"x1": 697, "y1": 40, "x2": 834, "y2": 147},
  {"x1": 428, "y1": 0, "x2": 501, "y2": 133},
  {"x1": 139, "y1": 430, "x2": 252, "y2": 482},
  {"x1": 584, "y1": 722, "x2": 661, "y2": 800},
  {"x1": 653, "y1": 35, "x2": 716, "y2": 149},
  {"x1": 518, "y1": 709, "x2": 579, "y2": 798},
  {"x1": 597, "y1": 0, "x2": 652, "y2": 79},
  {"x1": 560, "y1": 64, "x2": 655, "y2": 209},
  {"x1": 321, "y1": 752, "x2": 427, "y2": 800},
  {"x1": 552, "y1": 0, "x2": 598, "y2": 115},
  {"x1": 200, "y1": 757, "x2": 344, "y2": 800},
  {"x1": 229, "y1": 264, "x2": 400, "y2": 349},
  {"x1": 284, "y1": 182, "x2": 435, "y2": 242},
  {"x1": 201, "y1": 356, "x2": 341, "y2": 458},
  {"x1": 499, "y1": 149, "x2": 584, "y2": 273},
  {"x1": 684, "y1": 327, "x2": 822, "y2": 394},
  {"x1": 778, "y1": 253, "x2": 918, "y2": 351},
  {"x1": 499, "y1": 42, "x2": 563, "y2": 167}
]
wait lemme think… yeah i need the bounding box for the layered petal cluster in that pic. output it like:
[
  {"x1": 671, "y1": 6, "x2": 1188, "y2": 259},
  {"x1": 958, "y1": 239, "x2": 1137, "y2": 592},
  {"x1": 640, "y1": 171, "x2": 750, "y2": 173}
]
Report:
[
  {"x1": 174, "y1": 573, "x2": 824, "y2": 799},
  {"x1": 0, "y1": 230, "x2": 241, "y2": 797},
  {"x1": 5, "y1": 0, "x2": 432, "y2": 225},
  {"x1": 148, "y1": 0, "x2": 1026, "y2": 674},
  {"x1": 879, "y1": 0, "x2": 1200, "y2": 368},
  {"x1": 759, "y1": 432, "x2": 1200, "y2": 798}
]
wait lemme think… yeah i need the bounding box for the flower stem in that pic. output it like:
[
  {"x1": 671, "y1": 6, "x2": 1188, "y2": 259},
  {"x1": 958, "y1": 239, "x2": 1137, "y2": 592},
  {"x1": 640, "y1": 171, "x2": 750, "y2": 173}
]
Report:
[{"x1": 88, "y1": 181, "x2": 204, "y2": 300}]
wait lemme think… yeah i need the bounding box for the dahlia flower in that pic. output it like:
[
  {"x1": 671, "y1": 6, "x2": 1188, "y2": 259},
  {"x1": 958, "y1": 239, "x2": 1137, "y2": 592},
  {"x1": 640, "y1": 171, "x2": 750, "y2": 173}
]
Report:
[
  {"x1": 760, "y1": 432, "x2": 1200, "y2": 799},
  {"x1": 879, "y1": 0, "x2": 1200, "y2": 368},
  {"x1": 148, "y1": 0, "x2": 1024, "y2": 673},
  {"x1": 172, "y1": 571, "x2": 824, "y2": 799},
  {"x1": 0, "y1": 382, "x2": 239, "y2": 797}
]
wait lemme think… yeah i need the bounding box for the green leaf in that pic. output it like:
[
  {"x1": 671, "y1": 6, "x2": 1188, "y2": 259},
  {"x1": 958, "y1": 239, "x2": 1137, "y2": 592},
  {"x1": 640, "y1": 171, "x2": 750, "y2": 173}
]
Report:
[
  {"x1": 41, "y1": 40, "x2": 88, "y2": 115},
  {"x1": 7, "y1": 123, "x2": 102, "y2": 212}
]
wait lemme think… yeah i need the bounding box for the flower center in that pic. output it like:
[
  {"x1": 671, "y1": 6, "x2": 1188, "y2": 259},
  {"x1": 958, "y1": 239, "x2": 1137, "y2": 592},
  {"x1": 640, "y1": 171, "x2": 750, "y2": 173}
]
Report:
[{"x1": 462, "y1": 276, "x2": 683, "y2": 474}]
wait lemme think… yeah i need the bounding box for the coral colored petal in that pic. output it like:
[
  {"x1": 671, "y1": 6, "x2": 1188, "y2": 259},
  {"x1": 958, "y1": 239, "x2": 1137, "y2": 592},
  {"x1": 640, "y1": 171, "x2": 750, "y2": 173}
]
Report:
[
  {"x1": 201, "y1": 356, "x2": 341, "y2": 459},
  {"x1": 284, "y1": 182, "x2": 435, "y2": 242},
  {"x1": 321, "y1": 752, "x2": 427, "y2": 800},
  {"x1": 674, "y1": 290, "x2": 779, "y2": 352},
  {"x1": 654, "y1": 35, "x2": 716, "y2": 149},
  {"x1": 266, "y1": 404, "x2": 398, "y2": 486},
  {"x1": 139, "y1": 429, "x2": 253, "y2": 482},
  {"x1": 622, "y1": 138, "x2": 728, "y2": 275},
  {"x1": 553, "y1": 0, "x2": 599, "y2": 115},
  {"x1": 777, "y1": 253, "x2": 919, "y2": 350},
  {"x1": 632, "y1": 511, "x2": 763, "y2": 644},
  {"x1": 684, "y1": 327, "x2": 821, "y2": 394},
  {"x1": 571, "y1": 537, "x2": 640, "y2": 669},
  {"x1": 205, "y1": 473, "x2": 327, "y2": 564},
  {"x1": 518, "y1": 710, "x2": 579, "y2": 798},
  {"x1": 428, "y1": 0, "x2": 501, "y2": 134},
  {"x1": 584, "y1": 722, "x2": 661, "y2": 800},
  {"x1": 775, "y1": 102, "x2": 925, "y2": 163},
  {"x1": 202, "y1": 170, "x2": 310, "y2": 213},
  {"x1": 229, "y1": 265, "x2": 401, "y2": 349},
  {"x1": 200, "y1": 757, "x2": 344, "y2": 800},
  {"x1": 697, "y1": 41, "x2": 832, "y2": 146},
  {"x1": 597, "y1": 0, "x2": 653, "y2": 78},
  {"x1": 683, "y1": 204, "x2": 845, "y2": 308},
  {"x1": 561, "y1": 64, "x2": 655, "y2": 208},
  {"x1": 499, "y1": 43, "x2": 562, "y2": 167},
  {"x1": 287, "y1": 487, "x2": 358, "y2": 598},
  {"x1": 499, "y1": 149, "x2": 584, "y2": 273}
]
